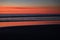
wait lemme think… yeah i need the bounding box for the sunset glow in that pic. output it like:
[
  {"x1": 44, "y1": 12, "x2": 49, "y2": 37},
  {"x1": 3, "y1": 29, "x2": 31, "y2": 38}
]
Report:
[
  {"x1": 0, "y1": 0, "x2": 60, "y2": 14},
  {"x1": 0, "y1": 0, "x2": 60, "y2": 27},
  {"x1": 0, "y1": 7, "x2": 60, "y2": 14}
]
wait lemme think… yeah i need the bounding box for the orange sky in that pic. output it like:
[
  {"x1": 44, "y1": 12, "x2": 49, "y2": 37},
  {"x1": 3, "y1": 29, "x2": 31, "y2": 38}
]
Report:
[{"x1": 0, "y1": 7, "x2": 60, "y2": 14}]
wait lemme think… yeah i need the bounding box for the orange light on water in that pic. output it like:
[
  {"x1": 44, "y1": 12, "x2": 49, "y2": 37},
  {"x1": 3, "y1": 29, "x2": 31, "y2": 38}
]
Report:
[{"x1": 0, "y1": 21, "x2": 60, "y2": 27}]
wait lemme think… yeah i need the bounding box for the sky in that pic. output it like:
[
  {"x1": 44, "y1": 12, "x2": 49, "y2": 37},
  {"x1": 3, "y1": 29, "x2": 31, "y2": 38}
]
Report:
[
  {"x1": 0, "y1": 0, "x2": 60, "y2": 14},
  {"x1": 0, "y1": 0, "x2": 60, "y2": 7}
]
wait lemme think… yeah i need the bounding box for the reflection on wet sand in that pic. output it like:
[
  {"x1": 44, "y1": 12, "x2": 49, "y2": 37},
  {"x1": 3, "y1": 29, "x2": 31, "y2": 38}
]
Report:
[{"x1": 0, "y1": 21, "x2": 60, "y2": 27}]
